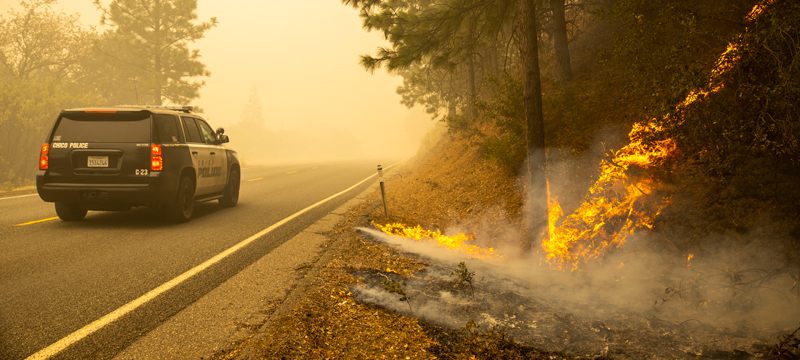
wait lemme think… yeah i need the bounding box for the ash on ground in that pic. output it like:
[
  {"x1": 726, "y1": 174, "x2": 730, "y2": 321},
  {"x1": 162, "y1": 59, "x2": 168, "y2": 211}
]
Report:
[{"x1": 352, "y1": 228, "x2": 800, "y2": 359}]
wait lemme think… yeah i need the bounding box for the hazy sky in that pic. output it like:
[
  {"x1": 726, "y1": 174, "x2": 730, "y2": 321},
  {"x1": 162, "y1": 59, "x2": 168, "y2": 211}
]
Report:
[{"x1": 0, "y1": 0, "x2": 434, "y2": 159}]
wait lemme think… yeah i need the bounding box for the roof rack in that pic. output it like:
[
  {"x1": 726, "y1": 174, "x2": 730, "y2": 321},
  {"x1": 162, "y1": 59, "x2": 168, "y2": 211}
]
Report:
[{"x1": 115, "y1": 105, "x2": 195, "y2": 113}]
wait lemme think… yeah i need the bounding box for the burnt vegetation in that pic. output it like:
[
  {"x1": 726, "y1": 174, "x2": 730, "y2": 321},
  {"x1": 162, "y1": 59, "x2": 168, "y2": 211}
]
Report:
[
  {"x1": 344, "y1": 0, "x2": 800, "y2": 276},
  {"x1": 342, "y1": 0, "x2": 800, "y2": 357}
]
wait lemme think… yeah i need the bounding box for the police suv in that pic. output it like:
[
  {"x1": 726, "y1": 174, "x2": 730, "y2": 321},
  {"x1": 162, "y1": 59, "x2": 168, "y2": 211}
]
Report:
[{"x1": 36, "y1": 106, "x2": 241, "y2": 222}]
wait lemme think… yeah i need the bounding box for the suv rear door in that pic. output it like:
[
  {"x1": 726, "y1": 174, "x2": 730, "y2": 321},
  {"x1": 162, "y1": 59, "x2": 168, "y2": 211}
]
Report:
[{"x1": 46, "y1": 110, "x2": 153, "y2": 185}]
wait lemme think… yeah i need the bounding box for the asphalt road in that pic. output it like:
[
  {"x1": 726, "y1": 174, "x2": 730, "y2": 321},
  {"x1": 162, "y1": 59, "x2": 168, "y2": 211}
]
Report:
[{"x1": 0, "y1": 161, "x2": 383, "y2": 360}]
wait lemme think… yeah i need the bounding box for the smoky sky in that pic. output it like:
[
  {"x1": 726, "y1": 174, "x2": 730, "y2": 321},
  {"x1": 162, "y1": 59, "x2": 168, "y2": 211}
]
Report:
[{"x1": 0, "y1": 0, "x2": 434, "y2": 160}]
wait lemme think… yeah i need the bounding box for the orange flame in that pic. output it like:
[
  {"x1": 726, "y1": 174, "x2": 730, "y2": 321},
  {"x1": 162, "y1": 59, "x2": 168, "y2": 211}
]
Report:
[
  {"x1": 544, "y1": 125, "x2": 676, "y2": 270},
  {"x1": 374, "y1": 222, "x2": 497, "y2": 259},
  {"x1": 543, "y1": 0, "x2": 774, "y2": 270}
]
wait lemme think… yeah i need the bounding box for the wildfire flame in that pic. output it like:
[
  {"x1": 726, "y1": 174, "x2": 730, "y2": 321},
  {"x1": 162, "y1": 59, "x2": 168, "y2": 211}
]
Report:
[
  {"x1": 543, "y1": 125, "x2": 676, "y2": 270},
  {"x1": 374, "y1": 222, "x2": 497, "y2": 259},
  {"x1": 543, "y1": 0, "x2": 774, "y2": 270}
]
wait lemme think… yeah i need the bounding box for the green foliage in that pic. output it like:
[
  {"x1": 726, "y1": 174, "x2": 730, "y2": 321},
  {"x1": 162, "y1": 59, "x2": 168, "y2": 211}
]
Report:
[
  {"x1": 345, "y1": 0, "x2": 515, "y2": 71},
  {"x1": 619, "y1": 0, "x2": 800, "y2": 255},
  {"x1": 0, "y1": 0, "x2": 214, "y2": 186},
  {"x1": 596, "y1": 0, "x2": 754, "y2": 120},
  {"x1": 395, "y1": 64, "x2": 454, "y2": 122},
  {"x1": 382, "y1": 275, "x2": 412, "y2": 312},
  {"x1": 674, "y1": 0, "x2": 800, "y2": 171},
  {"x1": 94, "y1": 0, "x2": 216, "y2": 105},
  {"x1": 0, "y1": 1, "x2": 103, "y2": 186},
  {"x1": 344, "y1": 0, "x2": 523, "y2": 131},
  {"x1": 0, "y1": 0, "x2": 90, "y2": 79},
  {"x1": 477, "y1": 76, "x2": 526, "y2": 173},
  {"x1": 450, "y1": 261, "x2": 475, "y2": 295},
  {"x1": 651, "y1": 0, "x2": 800, "y2": 236}
]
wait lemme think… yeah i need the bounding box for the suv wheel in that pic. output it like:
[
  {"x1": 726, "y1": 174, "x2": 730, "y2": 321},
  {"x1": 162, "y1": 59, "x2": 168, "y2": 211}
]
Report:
[
  {"x1": 166, "y1": 176, "x2": 195, "y2": 222},
  {"x1": 55, "y1": 202, "x2": 87, "y2": 221},
  {"x1": 220, "y1": 168, "x2": 240, "y2": 208}
]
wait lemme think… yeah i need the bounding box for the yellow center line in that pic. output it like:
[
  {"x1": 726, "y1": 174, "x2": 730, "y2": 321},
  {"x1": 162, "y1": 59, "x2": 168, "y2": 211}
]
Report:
[
  {"x1": 247, "y1": 177, "x2": 264, "y2": 182},
  {"x1": 15, "y1": 217, "x2": 59, "y2": 227}
]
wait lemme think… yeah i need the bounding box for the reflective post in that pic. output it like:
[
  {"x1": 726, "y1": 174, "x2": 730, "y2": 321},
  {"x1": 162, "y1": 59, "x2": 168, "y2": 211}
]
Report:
[{"x1": 378, "y1": 165, "x2": 388, "y2": 217}]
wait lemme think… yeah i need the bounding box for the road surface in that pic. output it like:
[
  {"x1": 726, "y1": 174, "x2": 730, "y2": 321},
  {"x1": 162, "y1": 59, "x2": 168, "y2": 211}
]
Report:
[{"x1": 0, "y1": 161, "x2": 382, "y2": 359}]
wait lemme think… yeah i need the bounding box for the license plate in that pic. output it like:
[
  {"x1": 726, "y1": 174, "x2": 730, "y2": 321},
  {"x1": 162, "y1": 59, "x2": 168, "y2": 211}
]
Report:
[{"x1": 87, "y1": 156, "x2": 109, "y2": 168}]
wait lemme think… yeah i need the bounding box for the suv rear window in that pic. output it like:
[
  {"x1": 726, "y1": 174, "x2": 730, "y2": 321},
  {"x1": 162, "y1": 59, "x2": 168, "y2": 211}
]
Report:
[
  {"x1": 153, "y1": 114, "x2": 183, "y2": 144},
  {"x1": 53, "y1": 112, "x2": 151, "y2": 143}
]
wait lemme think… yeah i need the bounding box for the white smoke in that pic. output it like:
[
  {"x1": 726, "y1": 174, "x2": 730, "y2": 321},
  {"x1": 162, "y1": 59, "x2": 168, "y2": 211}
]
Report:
[{"x1": 354, "y1": 227, "x2": 800, "y2": 356}]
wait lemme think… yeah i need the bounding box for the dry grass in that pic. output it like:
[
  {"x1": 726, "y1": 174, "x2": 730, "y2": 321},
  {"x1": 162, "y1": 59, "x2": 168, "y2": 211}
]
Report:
[
  {"x1": 219, "y1": 132, "x2": 531, "y2": 359},
  {"x1": 374, "y1": 129, "x2": 524, "y2": 236},
  {"x1": 218, "y1": 200, "x2": 436, "y2": 359}
]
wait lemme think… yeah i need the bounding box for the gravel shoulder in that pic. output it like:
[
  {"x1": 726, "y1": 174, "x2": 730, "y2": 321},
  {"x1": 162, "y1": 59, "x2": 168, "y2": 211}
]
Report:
[{"x1": 112, "y1": 174, "x2": 402, "y2": 359}]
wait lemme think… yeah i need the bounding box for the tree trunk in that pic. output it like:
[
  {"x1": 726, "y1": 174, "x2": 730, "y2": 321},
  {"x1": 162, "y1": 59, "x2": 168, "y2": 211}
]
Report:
[
  {"x1": 550, "y1": 0, "x2": 572, "y2": 83},
  {"x1": 467, "y1": 53, "x2": 477, "y2": 121},
  {"x1": 447, "y1": 73, "x2": 458, "y2": 125},
  {"x1": 466, "y1": 16, "x2": 479, "y2": 122},
  {"x1": 521, "y1": 0, "x2": 548, "y2": 254},
  {"x1": 153, "y1": 0, "x2": 163, "y2": 105}
]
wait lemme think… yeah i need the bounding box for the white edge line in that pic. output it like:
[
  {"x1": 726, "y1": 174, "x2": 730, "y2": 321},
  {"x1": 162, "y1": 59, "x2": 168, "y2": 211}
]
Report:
[
  {"x1": 26, "y1": 164, "x2": 396, "y2": 360},
  {"x1": 0, "y1": 193, "x2": 38, "y2": 201}
]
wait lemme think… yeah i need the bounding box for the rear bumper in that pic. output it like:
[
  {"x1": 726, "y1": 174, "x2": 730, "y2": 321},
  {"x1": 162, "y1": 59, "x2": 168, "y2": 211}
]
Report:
[{"x1": 36, "y1": 171, "x2": 177, "y2": 209}]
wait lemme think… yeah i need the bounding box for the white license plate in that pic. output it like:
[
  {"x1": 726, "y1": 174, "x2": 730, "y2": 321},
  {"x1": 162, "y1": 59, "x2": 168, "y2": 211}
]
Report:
[{"x1": 87, "y1": 156, "x2": 109, "y2": 168}]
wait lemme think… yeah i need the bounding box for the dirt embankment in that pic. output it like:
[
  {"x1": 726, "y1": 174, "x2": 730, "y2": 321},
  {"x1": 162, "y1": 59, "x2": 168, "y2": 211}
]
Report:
[
  {"x1": 217, "y1": 131, "x2": 550, "y2": 359},
  {"x1": 217, "y1": 127, "x2": 798, "y2": 358}
]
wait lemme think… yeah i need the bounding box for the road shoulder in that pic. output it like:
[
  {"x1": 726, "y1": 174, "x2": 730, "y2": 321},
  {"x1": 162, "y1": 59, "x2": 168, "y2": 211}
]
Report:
[{"x1": 112, "y1": 180, "x2": 382, "y2": 360}]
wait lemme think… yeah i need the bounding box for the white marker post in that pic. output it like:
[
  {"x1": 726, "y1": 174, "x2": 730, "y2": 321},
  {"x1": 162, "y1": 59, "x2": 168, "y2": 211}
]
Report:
[{"x1": 378, "y1": 164, "x2": 388, "y2": 217}]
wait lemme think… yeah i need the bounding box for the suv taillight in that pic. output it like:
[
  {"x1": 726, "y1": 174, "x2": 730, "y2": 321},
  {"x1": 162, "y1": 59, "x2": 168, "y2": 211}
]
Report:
[
  {"x1": 150, "y1": 144, "x2": 163, "y2": 171},
  {"x1": 39, "y1": 143, "x2": 49, "y2": 170}
]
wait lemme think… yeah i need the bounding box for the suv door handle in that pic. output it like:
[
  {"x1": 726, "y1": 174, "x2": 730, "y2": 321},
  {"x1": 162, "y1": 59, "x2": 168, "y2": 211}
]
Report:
[
  {"x1": 210, "y1": 152, "x2": 216, "y2": 156},
  {"x1": 191, "y1": 151, "x2": 198, "y2": 156}
]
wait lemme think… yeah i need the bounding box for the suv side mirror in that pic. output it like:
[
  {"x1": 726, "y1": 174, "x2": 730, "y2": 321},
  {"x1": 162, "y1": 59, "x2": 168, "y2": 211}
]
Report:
[
  {"x1": 216, "y1": 127, "x2": 225, "y2": 135},
  {"x1": 217, "y1": 134, "x2": 230, "y2": 144}
]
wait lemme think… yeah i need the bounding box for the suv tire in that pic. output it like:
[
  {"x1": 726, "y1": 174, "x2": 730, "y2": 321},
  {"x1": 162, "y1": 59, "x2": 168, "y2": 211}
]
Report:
[
  {"x1": 166, "y1": 175, "x2": 195, "y2": 222},
  {"x1": 55, "y1": 202, "x2": 87, "y2": 221},
  {"x1": 220, "y1": 168, "x2": 240, "y2": 208}
]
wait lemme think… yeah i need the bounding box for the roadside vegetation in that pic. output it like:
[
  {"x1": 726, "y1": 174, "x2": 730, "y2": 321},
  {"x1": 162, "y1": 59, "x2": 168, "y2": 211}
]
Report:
[
  {"x1": 0, "y1": 0, "x2": 213, "y2": 188},
  {"x1": 224, "y1": 0, "x2": 800, "y2": 358},
  {"x1": 344, "y1": 0, "x2": 800, "y2": 278}
]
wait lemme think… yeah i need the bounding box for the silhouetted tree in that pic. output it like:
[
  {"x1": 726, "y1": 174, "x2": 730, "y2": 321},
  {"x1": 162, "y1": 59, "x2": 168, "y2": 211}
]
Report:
[
  {"x1": 94, "y1": 0, "x2": 216, "y2": 105},
  {"x1": 549, "y1": 0, "x2": 572, "y2": 82},
  {"x1": 0, "y1": 0, "x2": 100, "y2": 185},
  {"x1": 521, "y1": 0, "x2": 548, "y2": 250},
  {"x1": 344, "y1": 0, "x2": 551, "y2": 251}
]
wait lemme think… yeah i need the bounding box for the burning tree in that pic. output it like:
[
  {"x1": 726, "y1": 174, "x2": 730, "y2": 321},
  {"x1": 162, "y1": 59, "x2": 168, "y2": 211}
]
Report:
[{"x1": 544, "y1": 0, "x2": 786, "y2": 270}]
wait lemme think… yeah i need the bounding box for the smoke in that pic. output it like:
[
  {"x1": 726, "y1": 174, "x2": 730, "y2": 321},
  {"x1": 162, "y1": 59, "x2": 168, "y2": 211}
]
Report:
[{"x1": 354, "y1": 221, "x2": 800, "y2": 355}]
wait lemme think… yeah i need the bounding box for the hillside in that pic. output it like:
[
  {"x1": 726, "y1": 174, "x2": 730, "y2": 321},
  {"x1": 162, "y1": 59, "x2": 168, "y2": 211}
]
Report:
[{"x1": 224, "y1": 0, "x2": 800, "y2": 358}]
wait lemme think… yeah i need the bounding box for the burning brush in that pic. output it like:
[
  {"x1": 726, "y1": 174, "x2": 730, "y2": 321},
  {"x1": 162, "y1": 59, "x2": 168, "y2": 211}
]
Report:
[
  {"x1": 542, "y1": 0, "x2": 775, "y2": 271},
  {"x1": 372, "y1": 222, "x2": 497, "y2": 260}
]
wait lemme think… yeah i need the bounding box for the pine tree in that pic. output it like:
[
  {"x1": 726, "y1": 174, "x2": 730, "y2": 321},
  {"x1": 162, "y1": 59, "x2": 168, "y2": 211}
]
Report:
[
  {"x1": 94, "y1": 0, "x2": 216, "y2": 105},
  {"x1": 345, "y1": 0, "x2": 551, "y2": 251},
  {"x1": 549, "y1": 0, "x2": 572, "y2": 82},
  {"x1": 521, "y1": 0, "x2": 548, "y2": 251},
  {"x1": 240, "y1": 85, "x2": 265, "y2": 130}
]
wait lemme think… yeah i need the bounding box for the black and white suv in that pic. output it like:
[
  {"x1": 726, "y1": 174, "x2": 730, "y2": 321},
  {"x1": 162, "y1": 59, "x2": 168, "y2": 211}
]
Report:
[{"x1": 36, "y1": 106, "x2": 241, "y2": 222}]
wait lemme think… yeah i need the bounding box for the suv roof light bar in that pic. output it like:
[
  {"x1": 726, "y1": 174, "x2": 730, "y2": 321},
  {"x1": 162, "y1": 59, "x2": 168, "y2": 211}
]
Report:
[{"x1": 114, "y1": 105, "x2": 195, "y2": 113}]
